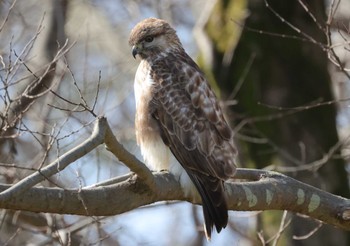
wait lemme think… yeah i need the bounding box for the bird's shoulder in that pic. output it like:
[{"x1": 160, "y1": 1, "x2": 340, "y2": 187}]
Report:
[
  {"x1": 149, "y1": 51, "x2": 232, "y2": 141},
  {"x1": 146, "y1": 51, "x2": 236, "y2": 179}
]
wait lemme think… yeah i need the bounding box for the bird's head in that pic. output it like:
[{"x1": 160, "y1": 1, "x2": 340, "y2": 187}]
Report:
[{"x1": 128, "y1": 18, "x2": 183, "y2": 59}]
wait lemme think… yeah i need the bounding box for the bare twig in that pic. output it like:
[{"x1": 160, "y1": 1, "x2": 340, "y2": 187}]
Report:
[
  {"x1": 264, "y1": 0, "x2": 322, "y2": 47},
  {"x1": 270, "y1": 211, "x2": 291, "y2": 246},
  {"x1": 273, "y1": 136, "x2": 345, "y2": 173},
  {"x1": 296, "y1": 0, "x2": 325, "y2": 32},
  {"x1": 0, "y1": 116, "x2": 156, "y2": 202},
  {"x1": 0, "y1": 117, "x2": 106, "y2": 201},
  {"x1": 231, "y1": 19, "x2": 312, "y2": 44},
  {"x1": 325, "y1": 0, "x2": 350, "y2": 78},
  {"x1": 227, "y1": 53, "x2": 256, "y2": 101},
  {"x1": 293, "y1": 221, "x2": 323, "y2": 240},
  {"x1": 48, "y1": 64, "x2": 99, "y2": 117},
  {"x1": 0, "y1": 0, "x2": 17, "y2": 33}
]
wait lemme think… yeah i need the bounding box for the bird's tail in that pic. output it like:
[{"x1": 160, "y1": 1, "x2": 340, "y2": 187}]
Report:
[{"x1": 190, "y1": 173, "x2": 228, "y2": 240}]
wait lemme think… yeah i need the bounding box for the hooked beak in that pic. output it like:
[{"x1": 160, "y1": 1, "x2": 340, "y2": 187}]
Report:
[{"x1": 132, "y1": 45, "x2": 138, "y2": 59}]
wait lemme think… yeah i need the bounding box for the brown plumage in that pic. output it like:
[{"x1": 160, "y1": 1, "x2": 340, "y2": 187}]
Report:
[{"x1": 129, "y1": 18, "x2": 237, "y2": 239}]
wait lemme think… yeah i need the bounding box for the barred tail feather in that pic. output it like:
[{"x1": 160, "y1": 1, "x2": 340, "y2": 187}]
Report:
[{"x1": 189, "y1": 173, "x2": 228, "y2": 240}]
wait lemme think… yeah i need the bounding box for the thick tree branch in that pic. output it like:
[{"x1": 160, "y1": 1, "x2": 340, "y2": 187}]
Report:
[
  {"x1": 104, "y1": 120, "x2": 156, "y2": 190},
  {"x1": 0, "y1": 117, "x2": 106, "y2": 202},
  {"x1": 0, "y1": 117, "x2": 155, "y2": 202},
  {"x1": 0, "y1": 169, "x2": 349, "y2": 230},
  {"x1": 227, "y1": 169, "x2": 350, "y2": 230}
]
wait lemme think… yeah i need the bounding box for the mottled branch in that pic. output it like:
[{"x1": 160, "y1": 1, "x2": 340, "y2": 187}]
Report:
[
  {"x1": 227, "y1": 169, "x2": 350, "y2": 230},
  {"x1": 0, "y1": 169, "x2": 349, "y2": 230}
]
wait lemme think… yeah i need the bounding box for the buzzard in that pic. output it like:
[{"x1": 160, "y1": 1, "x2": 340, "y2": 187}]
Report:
[{"x1": 129, "y1": 18, "x2": 237, "y2": 239}]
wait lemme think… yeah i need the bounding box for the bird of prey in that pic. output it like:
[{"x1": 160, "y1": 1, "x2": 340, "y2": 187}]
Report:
[{"x1": 129, "y1": 18, "x2": 237, "y2": 239}]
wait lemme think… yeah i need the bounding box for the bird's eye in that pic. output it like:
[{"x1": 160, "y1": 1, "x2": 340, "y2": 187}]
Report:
[{"x1": 144, "y1": 36, "x2": 154, "y2": 42}]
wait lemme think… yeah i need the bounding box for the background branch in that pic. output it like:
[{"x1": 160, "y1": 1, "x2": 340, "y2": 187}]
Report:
[{"x1": 0, "y1": 117, "x2": 106, "y2": 202}]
